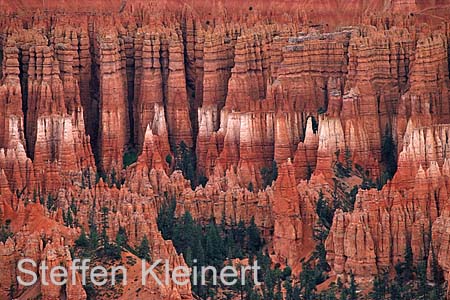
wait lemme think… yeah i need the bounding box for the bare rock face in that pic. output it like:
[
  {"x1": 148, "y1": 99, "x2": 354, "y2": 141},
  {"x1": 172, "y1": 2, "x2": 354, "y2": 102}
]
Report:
[
  {"x1": 64, "y1": 179, "x2": 194, "y2": 300},
  {"x1": 95, "y1": 30, "x2": 129, "y2": 173},
  {"x1": 0, "y1": 45, "x2": 24, "y2": 149},
  {"x1": 400, "y1": 33, "x2": 450, "y2": 126},
  {"x1": 0, "y1": 198, "x2": 82, "y2": 299},
  {"x1": 0, "y1": 28, "x2": 96, "y2": 192},
  {"x1": 326, "y1": 124, "x2": 450, "y2": 282},
  {"x1": 166, "y1": 31, "x2": 193, "y2": 149},
  {"x1": 315, "y1": 115, "x2": 346, "y2": 176},
  {"x1": 39, "y1": 236, "x2": 87, "y2": 300},
  {"x1": 196, "y1": 27, "x2": 236, "y2": 176},
  {"x1": 225, "y1": 31, "x2": 268, "y2": 111},
  {"x1": 133, "y1": 31, "x2": 165, "y2": 150},
  {"x1": 272, "y1": 160, "x2": 312, "y2": 268},
  {"x1": 293, "y1": 117, "x2": 319, "y2": 180},
  {"x1": 138, "y1": 124, "x2": 170, "y2": 172},
  {"x1": 0, "y1": 1, "x2": 450, "y2": 298}
]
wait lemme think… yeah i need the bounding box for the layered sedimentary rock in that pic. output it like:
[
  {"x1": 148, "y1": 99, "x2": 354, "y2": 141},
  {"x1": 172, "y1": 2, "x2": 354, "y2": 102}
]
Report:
[
  {"x1": 326, "y1": 124, "x2": 450, "y2": 282},
  {"x1": 272, "y1": 160, "x2": 313, "y2": 268},
  {"x1": 133, "y1": 31, "x2": 165, "y2": 149},
  {"x1": 0, "y1": 1, "x2": 450, "y2": 298},
  {"x1": 0, "y1": 44, "x2": 24, "y2": 152},
  {"x1": 196, "y1": 27, "x2": 236, "y2": 175},
  {"x1": 0, "y1": 198, "x2": 83, "y2": 299},
  {"x1": 51, "y1": 25, "x2": 93, "y2": 137},
  {"x1": 224, "y1": 30, "x2": 268, "y2": 110},
  {"x1": 166, "y1": 31, "x2": 193, "y2": 148},
  {"x1": 13, "y1": 40, "x2": 94, "y2": 193},
  {"x1": 95, "y1": 30, "x2": 129, "y2": 173},
  {"x1": 293, "y1": 117, "x2": 319, "y2": 180},
  {"x1": 276, "y1": 30, "x2": 350, "y2": 114}
]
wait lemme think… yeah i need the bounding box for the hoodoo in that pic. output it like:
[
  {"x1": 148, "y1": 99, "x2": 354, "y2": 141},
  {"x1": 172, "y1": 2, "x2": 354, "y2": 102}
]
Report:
[{"x1": 0, "y1": 0, "x2": 450, "y2": 299}]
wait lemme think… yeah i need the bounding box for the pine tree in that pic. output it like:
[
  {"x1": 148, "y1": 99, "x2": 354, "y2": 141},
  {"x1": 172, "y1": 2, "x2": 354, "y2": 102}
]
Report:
[
  {"x1": 234, "y1": 220, "x2": 246, "y2": 249},
  {"x1": 344, "y1": 147, "x2": 352, "y2": 171},
  {"x1": 261, "y1": 160, "x2": 278, "y2": 188},
  {"x1": 430, "y1": 249, "x2": 445, "y2": 298},
  {"x1": 417, "y1": 259, "x2": 428, "y2": 297},
  {"x1": 315, "y1": 191, "x2": 334, "y2": 231},
  {"x1": 402, "y1": 240, "x2": 414, "y2": 282},
  {"x1": 75, "y1": 228, "x2": 89, "y2": 248},
  {"x1": 339, "y1": 289, "x2": 348, "y2": 300},
  {"x1": 284, "y1": 278, "x2": 293, "y2": 300},
  {"x1": 185, "y1": 247, "x2": 193, "y2": 266},
  {"x1": 370, "y1": 271, "x2": 388, "y2": 300},
  {"x1": 292, "y1": 285, "x2": 301, "y2": 300},
  {"x1": 205, "y1": 220, "x2": 224, "y2": 266},
  {"x1": 263, "y1": 267, "x2": 276, "y2": 299},
  {"x1": 9, "y1": 283, "x2": 16, "y2": 300},
  {"x1": 175, "y1": 141, "x2": 197, "y2": 189},
  {"x1": 115, "y1": 226, "x2": 128, "y2": 248},
  {"x1": 247, "y1": 217, "x2": 262, "y2": 255},
  {"x1": 137, "y1": 235, "x2": 151, "y2": 261},
  {"x1": 299, "y1": 262, "x2": 317, "y2": 300},
  {"x1": 157, "y1": 198, "x2": 176, "y2": 240},
  {"x1": 63, "y1": 208, "x2": 74, "y2": 227},
  {"x1": 110, "y1": 168, "x2": 116, "y2": 188},
  {"x1": 348, "y1": 272, "x2": 357, "y2": 300},
  {"x1": 173, "y1": 211, "x2": 196, "y2": 254},
  {"x1": 192, "y1": 234, "x2": 205, "y2": 266},
  {"x1": 89, "y1": 225, "x2": 99, "y2": 250},
  {"x1": 47, "y1": 194, "x2": 56, "y2": 211},
  {"x1": 123, "y1": 149, "x2": 138, "y2": 168},
  {"x1": 389, "y1": 282, "x2": 401, "y2": 299},
  {"x1": 165, "y1": 154, "x2": 172, "y2": 166},
  {"x1": 87, "y1": 201, "x2": 98, "y2": 251},
  {"x1": 381, "y1": 127, "x2": 397, "y2": 179},
  {"x1": 315, "y1": 240, "x2": 330, "y2": 272}
]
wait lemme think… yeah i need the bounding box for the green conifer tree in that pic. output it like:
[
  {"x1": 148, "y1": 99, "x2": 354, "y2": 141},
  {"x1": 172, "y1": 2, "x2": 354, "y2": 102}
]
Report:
[{"x1": 137, "y1": 235, "x2": 151, "y2": 261}]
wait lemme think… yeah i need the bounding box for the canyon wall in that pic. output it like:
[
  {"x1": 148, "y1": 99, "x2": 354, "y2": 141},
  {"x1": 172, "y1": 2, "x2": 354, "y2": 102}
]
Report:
[{"x1": 0, "y1": 0, "x2": 449, "y2": 298}]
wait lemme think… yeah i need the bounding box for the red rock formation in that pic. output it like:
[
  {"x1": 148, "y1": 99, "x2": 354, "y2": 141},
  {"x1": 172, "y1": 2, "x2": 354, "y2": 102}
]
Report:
[
  {"x1": 95, "y1": 29, "x2": 129, "y2": 173},
  {"x1": 275, "y1": 30, "x2": 351, "y2": 114},
  {"x1": 133, "y1": 30, "x2": 165, "y2": 149},
  {"x1": 196, "y1": 26, "x2": 236, "y2": 176},
  {"x1": 0, "y1": 2, "x2": 450, "y2": 298},
  {"x1": 293, "y1": 117, "x2": 319, "y2": 180},
  {"x1": 272, "y1": 160, "x2": 314, "y2": 269},
  {"x1": 166, "y1": 31, "x2": 193, "y2": 148},
  {"x1": 0, "y1": 45, "x2": 24, "y2": 149},
  {"x1": 326, "y1": 124, "x2": 450, "y2": 283},
  {"x1": 224, "y1": 30, "x2": 268, "y2": 111}
]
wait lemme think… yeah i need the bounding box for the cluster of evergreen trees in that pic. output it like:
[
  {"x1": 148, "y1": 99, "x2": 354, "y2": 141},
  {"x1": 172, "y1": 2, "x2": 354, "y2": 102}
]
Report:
[
  {"x1": 74, "y1": 205, "x2": 151, "y2": 262},
  {"x1": 157, "y1": 199, "x2": 267, "y2": 298},
  {"x1": 174, "y1": 141, "x2": 201, "y2": 189},
  {"x1": 72, "y1": 207, "x2": 151, "y2": 299},
  {"x1": 156, "y1": 194, "x2": 361, "y2": 299},
  {"x1": 123, "y1": 149, "x2": 138, "y2": 168},
  {"x1": 74, "y1": 207, "x2": 120, "y2": 260},
  {"x1": 380, "y1": 128, "x2": 397, "y2": 184},
  {"x1": 157, "y1": 199, "x2": 263, "y2": 267},
  {"x1": 260, "y1": 160, "x2": 279, "y2": 188},
  {"x1": 370, "y1": 243, "x2": 446, "y2": 300},
  {"x1": 156, "y1": 198, "x2": 360, "y2": 300},
  {"x1": 333, "y1": 149, "x2": 353, "y2": 179}
]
